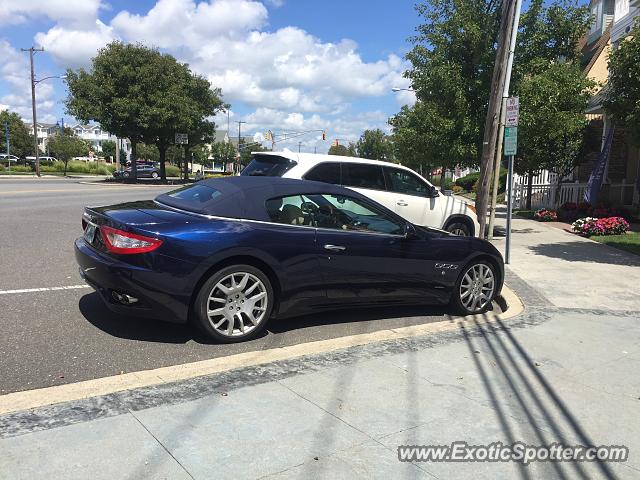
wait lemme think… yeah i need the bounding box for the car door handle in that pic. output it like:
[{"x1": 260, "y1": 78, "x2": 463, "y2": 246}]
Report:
[
  {"x1": 324, "y1": 244, "x2": 346, "y2": 252},
  {"x1": 397, "y1": 200, "x2": 409, "y2": 206}
]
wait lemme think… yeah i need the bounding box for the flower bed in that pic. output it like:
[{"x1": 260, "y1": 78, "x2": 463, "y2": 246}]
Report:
[
  {"x1": 534, "y1": 208, "x2": 557, "y2": 221},
  {"x1": 571, "y1": 216, "x2": 629, "y2": 236}
]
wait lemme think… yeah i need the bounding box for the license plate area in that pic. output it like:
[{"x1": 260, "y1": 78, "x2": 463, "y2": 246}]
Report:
[{"x1": 84, "y1": 224, "x2": 97, "y2": 244}]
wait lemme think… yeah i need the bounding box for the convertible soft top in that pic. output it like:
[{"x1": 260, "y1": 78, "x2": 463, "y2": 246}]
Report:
[{"x1": 155, "y1": 176, "x2": 377, "y2": 220}]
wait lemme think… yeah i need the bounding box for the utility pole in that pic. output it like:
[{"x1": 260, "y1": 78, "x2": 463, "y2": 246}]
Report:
[
  {"x1": 22, "y1": 46, "x2": 44, "y2": 177},
  {"x1": 488, "y1": 0, "x2": 523, "y2": 240},
  {"x1": 298, "y1": 141, "x2": 302, "y2": 153},
  {"x1": 236, "y1": 120, "x2": 246, "y2": 173},
  {"x1": 475, "y1": 0, "x2": 519, "y2": 238}
]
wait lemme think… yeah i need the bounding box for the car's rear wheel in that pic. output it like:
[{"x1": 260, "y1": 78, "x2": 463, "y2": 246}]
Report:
[
  {"x1": 446, "y1": 221, "x2": 471, "y2": 236},
  {"x1": 451, "y1": 260, "x2": 496, "y2": 315},
  {"x1": 194, "y1": 264, "x2": 274, "y2": 343}
]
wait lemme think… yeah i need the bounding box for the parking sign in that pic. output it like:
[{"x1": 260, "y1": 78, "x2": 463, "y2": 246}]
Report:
[
  {"x1": 505, "y1": 97, "x2": 519, "y2": 127},
  {"x1": 504, "y1": 126, "x2": 518, "y2": 156}
]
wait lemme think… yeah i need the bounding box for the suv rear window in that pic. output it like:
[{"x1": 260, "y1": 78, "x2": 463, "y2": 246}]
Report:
[
  {"x1": 240, "y1": 155, "x2": 297, "y2": 177},
  {"x1": 342, "y1": 163, "x2": 386, "y2": 191}
]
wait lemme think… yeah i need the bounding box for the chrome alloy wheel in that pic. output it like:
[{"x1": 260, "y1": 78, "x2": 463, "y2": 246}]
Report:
[
  {"x1": 450, "y1": 227, "x2": 467, "y2": 236},
  {"x1": 459, "y1": 263, "x2": 495, "y2": 313},
  {"x1": 206, "y1": 272, "x2": 268, "y2": 337}
]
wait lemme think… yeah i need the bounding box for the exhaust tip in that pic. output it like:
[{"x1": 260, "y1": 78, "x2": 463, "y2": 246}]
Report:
[{"x1": 111, "y1": 291, "x2": 139, "y2": 305}]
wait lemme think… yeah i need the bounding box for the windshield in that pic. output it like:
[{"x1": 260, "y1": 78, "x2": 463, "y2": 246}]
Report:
[{"x1": 240, "y1": 155, "x2": 297, "y2": 177}]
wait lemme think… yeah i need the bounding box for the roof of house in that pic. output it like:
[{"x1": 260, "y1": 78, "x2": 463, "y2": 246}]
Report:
[{"x1": 581, "y1": 25, "x2": 611, "y2": 74}]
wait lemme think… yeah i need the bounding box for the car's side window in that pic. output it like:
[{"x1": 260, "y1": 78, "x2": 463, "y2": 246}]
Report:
[
  {"x1": 383, "y1": 167, "x2": 432, "y2": 197},
  {"x1": 265, "y1": 195, "x2": 315, "y2": 226},
  {"x1": 265, "y1": 193, "x2": 404, "y2": 235},
  {"x1": 307, "y1": 193, "x2": 404, "y2": 235},
  {"x1": 303, "y1": 162, "x2": 341, "y2": 184},
  {"x1": 342, "y1": 163, "x2": 386, "y2": 191}
]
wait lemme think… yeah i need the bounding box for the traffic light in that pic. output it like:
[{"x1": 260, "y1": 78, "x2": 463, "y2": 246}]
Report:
[
  {"x1": 265, "y1": 131, "x2": 269, "y2": 140},
  {"x1": 322, "y1": 130, "x2": 326, "y2": 141}
]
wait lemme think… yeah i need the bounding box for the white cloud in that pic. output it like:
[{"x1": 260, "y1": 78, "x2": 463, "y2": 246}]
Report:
[
  {"x1": 0, "y1": 0, "x2": 103, "y2": 28},
  {"x1": 35, "y1": 20, "x2": 115, "y2": 69},
  {"x1": 12, "y1": 0, "x2": 408, "y2": 144},
  {"x1": 0, "y1": 40, "x2": 57, "y2": 122}
]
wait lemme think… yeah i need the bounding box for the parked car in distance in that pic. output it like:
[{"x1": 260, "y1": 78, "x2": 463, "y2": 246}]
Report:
[
  {"x1": 75, "y1": 176, "x2": 504, "y2": 343},
  {"x1": 0, "y1": 154, "x2": 19, "y2": 165},
  {"x1": 25, "y1": 156, "x2": 57, "y2": 164},
  {"x1": 241, "y1": 152, "x2": 480, "y2": 236},
  {"x1": 113, "y1": 164, "x2": 160, "y2": 179}
]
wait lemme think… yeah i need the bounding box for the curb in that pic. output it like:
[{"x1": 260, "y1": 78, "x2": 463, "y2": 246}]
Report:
[
  {"x1": 0, "y1": 285, "x2": 524, "y2": 416},
  {"x1": 76, "y1": 181, "x2": 179, "y2": 187}
]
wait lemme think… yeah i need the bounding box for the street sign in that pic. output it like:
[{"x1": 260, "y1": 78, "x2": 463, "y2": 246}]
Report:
[
  {"x1": 175, "y1": 133, "x2": 188, "y2": 144},
  {"x1": 504, "y1": 126, "x2": 518, "y2": 156},
  {"x1": 505, "y1": 97, "x2": 519, "y2": 127}
]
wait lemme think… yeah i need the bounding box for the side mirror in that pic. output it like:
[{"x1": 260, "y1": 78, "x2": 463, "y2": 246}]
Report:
[
  {"x1": 427, "y1": 185, "x2": 438, "y2": 197},
  {"x1": 403, "y1": 223, "x2": 419, "y2": 240}
]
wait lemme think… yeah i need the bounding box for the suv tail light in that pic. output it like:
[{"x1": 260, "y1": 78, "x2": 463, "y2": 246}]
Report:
[{"x1": 100, "y1": 225, "x2": 162, "y2": 254}]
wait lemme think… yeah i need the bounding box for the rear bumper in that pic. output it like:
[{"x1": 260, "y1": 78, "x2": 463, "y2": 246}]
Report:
[{"x1": 74, "y1": 238, "x2": 190, "y2": 323}]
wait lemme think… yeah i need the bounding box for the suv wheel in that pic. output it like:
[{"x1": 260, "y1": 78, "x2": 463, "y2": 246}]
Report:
[
  {"x1": 194, "y1": 265, "x2": 274, "y2": 343},
  {"x1": 446, "y1": 221, "x2": 471, "y2": 236}
]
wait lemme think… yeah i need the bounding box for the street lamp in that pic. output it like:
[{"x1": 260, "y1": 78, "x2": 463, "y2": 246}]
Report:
[{"x1": 391, "y1": 86, "x2": 415, "y2": 92}]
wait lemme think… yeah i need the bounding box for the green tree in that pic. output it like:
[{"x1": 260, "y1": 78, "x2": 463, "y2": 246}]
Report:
[
  {"x1": 0, "y1": 110, "x2": 35, "y2": 159},
  {"x1": 516, "y1": 64, "x2": 595, "y2": 208},
  {"x1": 101, "y1": 140, "x2": 116, "y2": 160},
  {"x1": 355, "y1": 129, "x2": 393, "y2": 161},
  {"x1": 137, "y1": 143, "x2": 159, "y2": 163},
  {"x1": 604, "y1": 19, "x2": 640, "y2": 145},
  {"x1": 65, "y1": 42, "x2": 223, "y2": 181},
  {"x1": 239, "y1": 141, "x2": 268, "y2": 167},
  {"x1": 210, "y1": 141, "x2": 236, "y2": 172},
  {"x1": 328, "y1": 143, "x2": 352, "y2": 156},
  {"x1": 47, "y1": 131, "x2": 90, "y2": 175}
]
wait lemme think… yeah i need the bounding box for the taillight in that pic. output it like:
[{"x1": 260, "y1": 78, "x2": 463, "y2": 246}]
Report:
[{"x1": 100, "y1": 225, "x2": 162, "y2": 254}]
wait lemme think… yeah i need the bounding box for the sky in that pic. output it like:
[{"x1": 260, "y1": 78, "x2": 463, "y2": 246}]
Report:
[{"x1": 0, "y1": 0, "x2": 419, "y2": 153}]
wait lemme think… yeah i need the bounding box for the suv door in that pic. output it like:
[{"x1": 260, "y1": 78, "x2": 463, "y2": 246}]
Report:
[
  {"x1": 383, "y1": 167, "x2": 444, "y2": 228},
  {"x1": 341, "y1": 162, "x2": 400, "y2": 211}
]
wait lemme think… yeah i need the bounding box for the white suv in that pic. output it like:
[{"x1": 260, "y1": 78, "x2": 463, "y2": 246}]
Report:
[{"x1": 241, "y1": 151, "x2": 479, "y2": 236}]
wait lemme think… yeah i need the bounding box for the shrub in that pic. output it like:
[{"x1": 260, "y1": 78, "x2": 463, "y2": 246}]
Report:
[
  {"x1": 165, "y1": 165, "x2": 181, "y2": 177},
  {"x1": 6, "y1": 165, "x2": 32, "y2": 172},
  {"x1": 455, "y1": 172, "x2": 480, "y2": 192},
  {"x1": 452, "y1": 185, "x2": 464, "y2": 194},
  {"x1": 534, "y1": 208, "x2": 558, "y2": 221},
  {"x1": 571, "y1": 216, "x2": 629, "y2": 236}
]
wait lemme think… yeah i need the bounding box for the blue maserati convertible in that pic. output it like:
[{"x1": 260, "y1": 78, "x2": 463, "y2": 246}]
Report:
[{"x1": 75, "y1": 176, "x2": 503, "y2": 342}]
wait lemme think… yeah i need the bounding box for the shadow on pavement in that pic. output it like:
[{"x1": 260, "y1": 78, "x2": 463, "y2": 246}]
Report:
[
  {"x1": 460, "y1": 314, "x2": 617, "y2": 479},
  {"x1": 80, "y1": 291, "x2": 451, "y2": 345},
  {"x1": 528, "y1": 240, "x2": 640, "y2": 266}
]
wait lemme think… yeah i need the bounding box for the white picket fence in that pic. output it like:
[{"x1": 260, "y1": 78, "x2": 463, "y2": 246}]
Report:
[{"x1": 511, "y1": 180, "x2": 638, "y2": 209}]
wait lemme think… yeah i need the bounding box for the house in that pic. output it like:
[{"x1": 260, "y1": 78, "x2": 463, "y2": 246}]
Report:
[
  {"x1": 25, "y1": 122, "x2": 59, "y2": 154},
  {"x1": 580, "y1": 0, "x2": 640, "y2": 208}
]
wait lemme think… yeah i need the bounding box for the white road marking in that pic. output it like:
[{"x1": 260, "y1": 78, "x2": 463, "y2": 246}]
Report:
[{"x1": 0, "y1": 285, "x2": 90, "y2": 295}]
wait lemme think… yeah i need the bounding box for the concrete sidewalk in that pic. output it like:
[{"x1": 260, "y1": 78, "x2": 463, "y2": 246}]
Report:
[{"x1": 1, "y1": 213, "x2": 639, "y2": 479}]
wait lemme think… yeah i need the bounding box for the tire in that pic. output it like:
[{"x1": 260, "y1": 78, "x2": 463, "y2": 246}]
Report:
[
  {"x1": 123, "y1": 171, "x2": 130, "y2": 178},
  {"x1": 151, "y1": 171, "x2": 159, "y2": 179},
  {"x1": 193, "y1": 264, "x2": 274, "y2": 343},
  {"x1": 450, "y1": 260, "x2": 496, "y2": 315},
  {"x1": 445, "y1": 221, "x2": 471, "y2": 236}
]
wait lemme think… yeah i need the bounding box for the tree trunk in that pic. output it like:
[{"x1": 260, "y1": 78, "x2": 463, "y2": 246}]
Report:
[
  {"x1": 526, "y1": 170, "x2": 534, "y2": 210},
  {"x1": 440, "y1": 167, "x2": 446, "y2": 190},
  {"x1": 158, "y1": 144, "x2": 167, "y2": 182},
  {"x1": 64, "y1": 159, "x2": 68, "y2": 177},
  {"x1": 130, "y1": 141, "x2": 138, "y2": 182}
]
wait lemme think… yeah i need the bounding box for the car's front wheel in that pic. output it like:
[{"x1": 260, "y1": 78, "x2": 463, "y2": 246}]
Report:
[
  {"x1": 451, "y1": 260, "x2": 496, "y2": 315},
  {"x1": 151, "y1": 171, "x2": 159, "y2": 179},
  {"x1": 194, "y1": 264, "x2": 274, "y2": 343}
]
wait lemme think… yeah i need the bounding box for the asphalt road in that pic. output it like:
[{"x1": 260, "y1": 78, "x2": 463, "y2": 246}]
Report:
[{"x1": 0, "y1": 177, "x2": 455, "y2": 395}]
